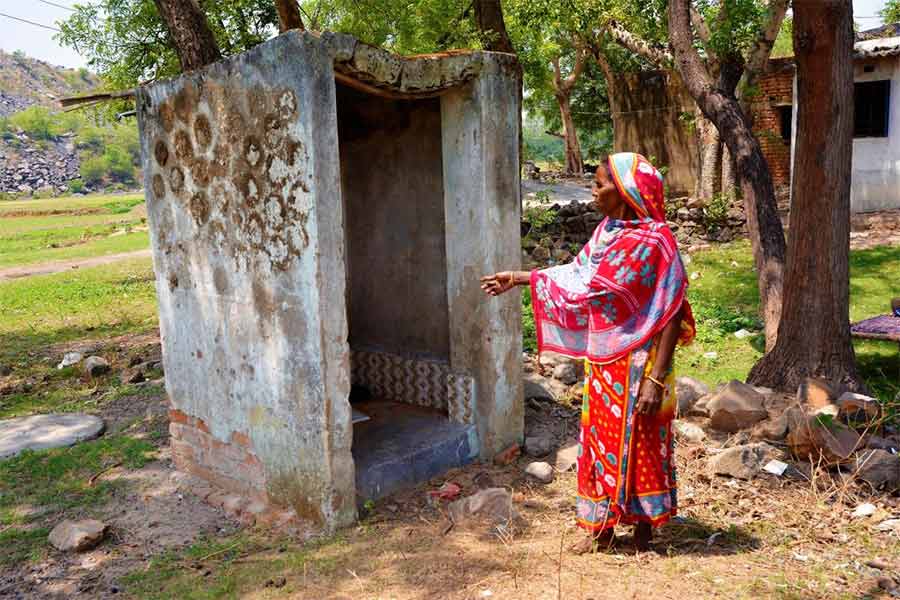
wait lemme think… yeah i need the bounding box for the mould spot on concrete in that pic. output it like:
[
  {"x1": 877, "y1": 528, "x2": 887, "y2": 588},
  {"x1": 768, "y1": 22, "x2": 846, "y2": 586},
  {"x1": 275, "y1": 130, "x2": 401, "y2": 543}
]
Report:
[
  {"x1": 159, "y1": 102, "x2": 175, "y2": 132},
  {"x1": 168, "y1": 272, "x2": 178, "y2": 291},
  {"x1": 235, "y1": 172, "x2": 262, "y2": 206},
  {"x1": 174, "y1": 130, "x2": 194, "y2": 162},
  {"x1": 252, "y1": 280, "x2": 276, "y2": 317},
  {"x1": 151, "y1": 174, "x2": 166, "y2": 198},
  {"x1": 190, "y1": 158, "x2": 211, "y2": 187},
  {"x1": 154, "y1": 140, "x2": 170, "y2": 167},
  {"x1": 168, "y1": 166, "x2": 185, "y2": 193},
  {"x1": 278, "y1": 90, "x2": 297, "y2": 119},
  {"x1": 243, "y1": 136, "x2": 264, "y2": 168},
  {"x1": 173, "y1": 82, "x2": 197, "y2": 124},
  {"x1": 213, "y1": 266, "x2": 229, "y2": 294},
  {"x1": 194, "y1": 114, "x2": 213, "y2": 150},
  {"x1": 263, "y1": 113, "x2": 286, "y2": 151},
  {"x1": 189, "y1": 191, "x2": 211, "y2": 226}
]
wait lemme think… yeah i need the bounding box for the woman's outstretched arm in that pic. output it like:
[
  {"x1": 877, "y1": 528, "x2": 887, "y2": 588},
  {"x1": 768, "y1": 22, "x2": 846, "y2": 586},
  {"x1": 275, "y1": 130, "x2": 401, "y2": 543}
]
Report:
[{"x1": 480, "y1": 270, "x2": 531, "y2": 296}]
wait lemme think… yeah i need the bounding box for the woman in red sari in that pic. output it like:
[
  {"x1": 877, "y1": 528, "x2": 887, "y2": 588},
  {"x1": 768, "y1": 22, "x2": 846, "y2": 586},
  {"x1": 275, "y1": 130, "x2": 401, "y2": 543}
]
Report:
[{"x1": 482, "y1": 153, "x2": 695, "y2": 553}]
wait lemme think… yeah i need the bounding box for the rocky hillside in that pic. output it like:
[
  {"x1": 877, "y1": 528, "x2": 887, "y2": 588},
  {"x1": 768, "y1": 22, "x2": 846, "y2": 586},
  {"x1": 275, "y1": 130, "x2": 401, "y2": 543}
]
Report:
[
  {"x1": 0, "y1": 50, "x2": 141, "y2": 197},
  {"x1": 0, "y1": 49, "x2": 97, "y2": 116}
]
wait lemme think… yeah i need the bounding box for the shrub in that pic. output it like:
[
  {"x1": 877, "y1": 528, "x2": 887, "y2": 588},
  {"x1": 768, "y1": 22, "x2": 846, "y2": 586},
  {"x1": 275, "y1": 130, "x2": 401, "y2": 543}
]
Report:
[
  {"x1": 8, "y1": 106, "x2": 54, "y2": 140},
  {"x1": 67, "y1": 178, "x2": 85, "y2": 194},
  {"x1": 80, "y1": 153, "x2": 108, "y2": 185}
]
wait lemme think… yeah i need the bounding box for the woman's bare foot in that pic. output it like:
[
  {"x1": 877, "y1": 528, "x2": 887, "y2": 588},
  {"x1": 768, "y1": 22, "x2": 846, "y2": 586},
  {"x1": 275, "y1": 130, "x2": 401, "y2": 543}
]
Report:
[
  {"x1": 634, "y1": 522, "x2": 653, "y2": 552},
  {"x1": 569, "y1": 529, "x2": 615, "y2": 554}
]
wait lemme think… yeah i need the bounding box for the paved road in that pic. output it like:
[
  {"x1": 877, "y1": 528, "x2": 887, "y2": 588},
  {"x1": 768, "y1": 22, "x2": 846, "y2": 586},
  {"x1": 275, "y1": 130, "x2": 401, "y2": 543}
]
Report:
[
  {"x1": 0, "y1": 249, "x2": 153, "y2": 282},
  {"x1": 522, "y1": 178, "x2": 593, "y2": 206}
]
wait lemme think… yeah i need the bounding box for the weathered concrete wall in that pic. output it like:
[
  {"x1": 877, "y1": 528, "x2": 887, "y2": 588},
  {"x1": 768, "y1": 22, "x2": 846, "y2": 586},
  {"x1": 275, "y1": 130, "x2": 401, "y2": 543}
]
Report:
[
  {"x1": 337, "y1": 85, "x2": 450, "y2": 360},
  {"x1": 850, "y1": 56, "x2": 900, "y2": 212},
  {"x1": 611, "y1": 71, "x2": 698, "y2": 196},
  {"x1": 441, "y1": 54, "x2": 524, "y2": 459},
  {"x1": 136, "y1": 31, "x2": 356, "y2": 530}
]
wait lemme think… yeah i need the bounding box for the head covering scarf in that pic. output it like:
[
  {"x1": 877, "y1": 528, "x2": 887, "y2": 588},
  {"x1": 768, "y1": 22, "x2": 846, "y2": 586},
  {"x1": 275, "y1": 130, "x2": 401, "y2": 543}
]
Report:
[{"x1": 529, "y1": 153, "x2": 695, "y2": 363}]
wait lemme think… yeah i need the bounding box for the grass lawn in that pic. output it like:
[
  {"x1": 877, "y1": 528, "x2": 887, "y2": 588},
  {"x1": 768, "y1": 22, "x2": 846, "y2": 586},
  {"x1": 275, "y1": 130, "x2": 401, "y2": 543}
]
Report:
[{"x1": 0, "y1": 193, "x2": 149, "y2": 268}]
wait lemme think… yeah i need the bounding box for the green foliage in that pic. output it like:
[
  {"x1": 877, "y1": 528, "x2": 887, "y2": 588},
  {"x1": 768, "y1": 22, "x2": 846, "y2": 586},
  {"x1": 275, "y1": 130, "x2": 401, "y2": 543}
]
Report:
[
  {"x1": 67, "y1": 178, "x2": 85, "y2": 194},
  {"x1": 703, "y1": 193, "x2": 731, "y2": 225},
  {"x1": 881, "y1": 0, "x2": 900, "y2": 25},
  {"x1": 7, "y1": 106, "x2": 54, "y2": 140},
  {"x1": 771, "y1": 16, "x2": 793, "y2": 58},
  {"x1": 521, "y1": 287, "x2": 536, "y2": 353},
  {"x1": 80, "y1": 153, "x2": 109, "y2": 185},
  {"x1": 523, "y1": 205, "x2": 556, "y2": 232}
]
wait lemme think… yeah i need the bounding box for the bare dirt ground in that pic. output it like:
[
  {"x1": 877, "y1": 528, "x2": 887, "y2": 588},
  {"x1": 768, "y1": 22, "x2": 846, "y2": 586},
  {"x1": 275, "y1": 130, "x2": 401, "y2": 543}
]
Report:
[{"x1": 0, "y1": 249, "x2": 152, "y2": 282}]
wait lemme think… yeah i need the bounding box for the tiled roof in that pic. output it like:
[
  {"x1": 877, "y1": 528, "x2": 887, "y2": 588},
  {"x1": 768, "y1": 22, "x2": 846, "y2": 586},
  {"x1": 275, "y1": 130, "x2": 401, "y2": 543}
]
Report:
[{"x1": 855, "y1": 35, "x2": 900, "y2": 59}]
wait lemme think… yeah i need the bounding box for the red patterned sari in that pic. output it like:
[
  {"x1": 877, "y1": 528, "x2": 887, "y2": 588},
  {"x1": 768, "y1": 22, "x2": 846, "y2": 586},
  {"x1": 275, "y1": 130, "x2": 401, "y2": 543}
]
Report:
[{"x1": 530, "y1": 153, "x2": 695, "y2": 533}]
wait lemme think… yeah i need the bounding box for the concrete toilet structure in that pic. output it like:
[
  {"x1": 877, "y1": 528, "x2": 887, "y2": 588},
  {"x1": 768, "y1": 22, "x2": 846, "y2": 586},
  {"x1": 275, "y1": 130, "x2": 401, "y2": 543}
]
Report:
[{"x1": 136, "y1": 31, "x2": 523, "y2": 530}]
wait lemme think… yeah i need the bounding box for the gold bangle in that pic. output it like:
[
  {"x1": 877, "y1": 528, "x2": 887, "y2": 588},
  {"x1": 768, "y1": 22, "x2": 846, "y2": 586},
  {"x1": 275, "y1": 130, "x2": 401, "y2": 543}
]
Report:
[
  {"x1": 646, "y1": 374, "x2": 666, "y2": 389},
  {"x1": 508, "y1": 272, "x2": 515, "y2": 288}
]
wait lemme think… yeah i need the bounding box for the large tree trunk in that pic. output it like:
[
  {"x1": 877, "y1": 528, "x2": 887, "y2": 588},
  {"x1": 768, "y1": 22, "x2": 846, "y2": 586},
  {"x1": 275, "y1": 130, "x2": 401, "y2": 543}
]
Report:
[
  {"x1": 153, "y1": 0, "x2": 220, "y2": 72},
  {"x1": 474, "y1": 0, "x2": 516, "y2": 54},
  {"x1": 748, "y1": 0, "x2": 861, "y2": 391},
  {"x1": 669, "y1": 0, "x2": 787, "y2": 350},
  {"x1": 557, "y1": 92, "x2": 584, "y2": 175},
  {"x1": 698, "y1": 116, "x2": 721, "y2": 201},
  {"x1": 275, "y1": 0, "x2": 305, "y2": 32}
]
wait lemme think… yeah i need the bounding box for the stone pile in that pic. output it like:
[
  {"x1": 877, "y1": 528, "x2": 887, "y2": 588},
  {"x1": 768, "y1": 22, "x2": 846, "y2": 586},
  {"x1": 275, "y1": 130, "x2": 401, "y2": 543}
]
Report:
[
  {"x1": 0, "y1": 92, "x2": 33, "y2": 117},
  {"x1": 677, "y1": 376, "x2": 900, "y2": 491},
  {"x1": 523, "y1": 197, "x2": 749, "y2": 266},
  {"x1": 0, "y1": 133, "x2": 81, "y2": 195}
]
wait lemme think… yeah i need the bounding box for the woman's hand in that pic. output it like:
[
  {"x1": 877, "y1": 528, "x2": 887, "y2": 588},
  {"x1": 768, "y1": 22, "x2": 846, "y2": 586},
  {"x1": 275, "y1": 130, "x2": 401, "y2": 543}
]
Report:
[
  {"x1": 636, "y1": 378, "x2": 664, "y2": 415},
  {"x1": 481, "y1": 272, "x2": 518, "y2": 296}
]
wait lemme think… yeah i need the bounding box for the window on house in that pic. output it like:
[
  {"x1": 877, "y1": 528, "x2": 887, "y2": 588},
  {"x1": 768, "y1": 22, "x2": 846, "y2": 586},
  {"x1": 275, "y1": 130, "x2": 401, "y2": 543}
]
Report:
[
  {"x1": 778, "y1": 105, "x2": 792, "y2": 143},
  {"x1": 854, "y1": 80, "x2": 891, "y2": 138}
]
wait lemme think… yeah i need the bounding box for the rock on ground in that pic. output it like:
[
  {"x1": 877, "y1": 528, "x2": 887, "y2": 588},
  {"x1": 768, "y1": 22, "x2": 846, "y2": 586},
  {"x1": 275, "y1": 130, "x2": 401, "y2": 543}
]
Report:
[
  {"x1": 524, "y1": 434, "x2": 553, "y2": 457},
  {"x1": 837, "y1": 392, "x2": 881, "y2": 423},
  {"x1": 854, "y1": 449, "x2": 900, "y2": 491},
  {"x1": 706, "y1": 380, "x2": 768, "y2": 432},
  {"x1": 48, "y1": 519, "x2": 107, "y2": 552},
  {"x1": 676, "y1": 376, "x2": 710, "y2": 416},
  {"x1": 524, "y1": 461, "x2": 554, "y2": 483},
  {"x1": 83, "y1": 355, "x2": 111, "y2": 378},
  {"x1": 552, "y1": 362, "x2": 580, "y2": 385},
  {"x1": 797, "y1": 378, "x2": 837, "y2": 412},
  {"x1": 787, "y1": 417, "x2": 861, "y2": 466},
  {"x1": 554, "y1": 439, "x2": 579, "y2": 472},
  {"x1": 708, "y1": 443, "x2": 776, "y2": 480},
  {"x1": 673, "y1": 420, "x2": 706, "y2": 444},
  {"x1": 524, "y1": 374, "x2": 570, "y2": 402},
  {"x1": 448, "y1": 488, "x2": 516, "y2": 525},
  {"x1": 0, "y1": 413, "x2": 105, "y2": 458}
]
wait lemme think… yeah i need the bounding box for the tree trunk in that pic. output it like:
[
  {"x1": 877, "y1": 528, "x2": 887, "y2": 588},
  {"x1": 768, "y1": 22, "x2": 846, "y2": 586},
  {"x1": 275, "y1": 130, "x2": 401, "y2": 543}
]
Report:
[
  {"x1": 748, "y1": 0, "x2": 861, "y2": 391},
  {"x1": 275, "y1": 0, "x2": 305, "y2": 32},
  {"x1": 722, "y1": 142, "x2": 738, "y2": 198},
  {"x1": 698, "y1": 118, "x2": 721, "y2": 201},
  {"x1": 557, "y1": 92, "x2": 584, "y2": 175},
  {"x1": 153, "y1": 0, "x2": 221, "y2": 72},
  {"x1": 669, "y1": 0, "x2": 787, "y2": 350},
  {"x1": 474, "y1": 0, "x2": 515, "y2": 54}
]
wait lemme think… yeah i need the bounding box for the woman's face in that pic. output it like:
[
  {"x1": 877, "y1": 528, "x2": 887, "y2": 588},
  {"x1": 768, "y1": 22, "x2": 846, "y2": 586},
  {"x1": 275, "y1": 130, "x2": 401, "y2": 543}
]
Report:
[{"x1": 592, "y1": 165, "x2": 626, "y2": 216}]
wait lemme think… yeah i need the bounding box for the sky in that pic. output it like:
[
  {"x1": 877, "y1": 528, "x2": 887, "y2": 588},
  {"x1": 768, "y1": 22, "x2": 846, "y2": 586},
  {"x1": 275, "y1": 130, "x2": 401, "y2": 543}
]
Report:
[{"x1": 0, "y1": 0, "x2": 894, "y2": 71}]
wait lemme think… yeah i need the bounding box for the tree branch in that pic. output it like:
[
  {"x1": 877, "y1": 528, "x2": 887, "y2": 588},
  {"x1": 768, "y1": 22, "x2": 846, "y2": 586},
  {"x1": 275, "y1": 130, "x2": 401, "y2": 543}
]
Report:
[
  {"x1": 744, "y1": 0, "x2": 790, "y2": 79},
  {"x1": 605, "y1": 20, "x2": 673, "y2": 66},
  {"x1": 667, "y1": 0, "x2": 714, "y2": 99},
  {"x1": 691, "y1": 5, "x2": 712, "y2": 47},
  {"x1": 275, "y1": 0, "x2": 305, "y2": 32}
]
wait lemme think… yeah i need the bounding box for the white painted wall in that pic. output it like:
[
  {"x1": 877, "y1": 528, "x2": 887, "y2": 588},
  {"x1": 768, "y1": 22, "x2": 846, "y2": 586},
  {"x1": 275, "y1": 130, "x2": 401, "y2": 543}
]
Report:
[{"x1": 851, "y1": 57, "x2": 900, "y2": 212}]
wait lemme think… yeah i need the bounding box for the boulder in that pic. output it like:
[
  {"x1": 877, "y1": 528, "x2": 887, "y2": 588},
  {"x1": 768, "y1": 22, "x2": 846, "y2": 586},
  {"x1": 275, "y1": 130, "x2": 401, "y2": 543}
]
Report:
[
  {"x1": 554, "y1": 438, "x2": 579, "y2": 472},
  {"x1": 524, "y1": 461, "x2": 554, "y2": 483},
  {"x1": 837, "y1": 392, "x2": 881, "y2": 423},
  {"x1": 524, "y1": 434, "x2": 553, "y2": 457},
  {"x1": 83, "y1": 356, "x2": 110, "y2": 378},
  {"x1": 787, "y1": 416, "x2": 861, "y2": 466},
  {"x1": 751, "y1": 405, "x2": 805, "y2": 442},
  {"x1": 687, "y1": 394, "x2": 712, "y2": 418},
  {"x1": 797, "y1": 378, "x2": 837, "y2": 412},
  {"x1": 524, "y1": 374, "x2": 569, "y2": 402},
  {"x1": 675, "y1": 377, "x2": 710, "y2": 416},
  {"x1": 706, "y1": 380, "x2": 768, "y2": 432},
  {"x1": 708, "y1": 443, "x2": 776, "y2": 480},
  {"x1": 552, "y1": 362, "x2": 580, "y2": 385},
  {"x1": 1, "y1": 413, "x2": 105, "y2": 458},
  {"x1": 854, "y1": 449, "x2": 900, "y2": 490},
  {"x1": 672, "y1": 420, "x2": 706, "y2": 444},
  {"x1": 48, "y1": 519, "x2": 107, "y2": 552}
]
